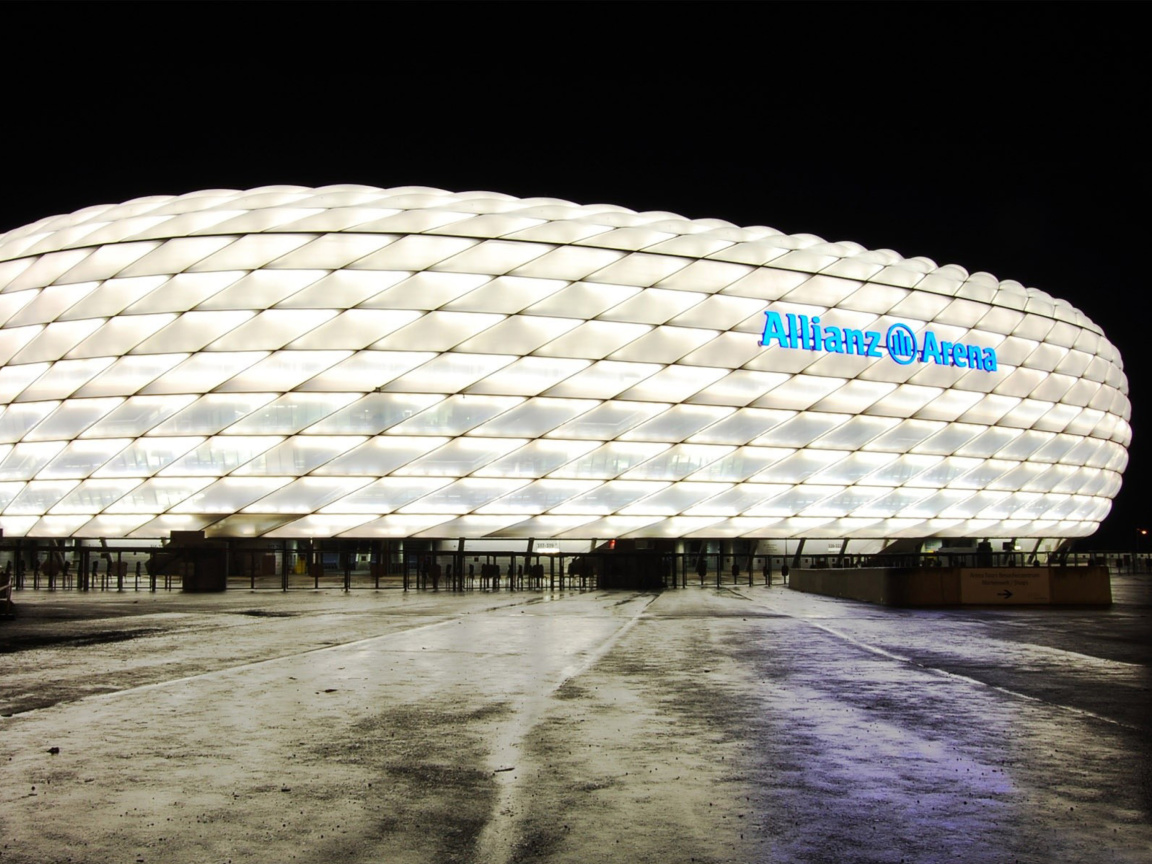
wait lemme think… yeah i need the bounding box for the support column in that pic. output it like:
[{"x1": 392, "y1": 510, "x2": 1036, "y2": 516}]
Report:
[
  {"x1": 457, "y1": 538, "x2": 466, "y2": 592},
  {"x1": 792, "y1": 538, "x2": 805, "y2": 569}
]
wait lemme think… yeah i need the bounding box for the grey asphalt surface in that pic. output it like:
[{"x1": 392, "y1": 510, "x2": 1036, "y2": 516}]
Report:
[{"x1": 1, "y1": 577, "x2": 1149, "y2": 864}]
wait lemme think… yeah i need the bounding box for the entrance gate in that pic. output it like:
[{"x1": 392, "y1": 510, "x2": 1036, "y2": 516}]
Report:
[{"x1": 0, "y1": 537, "x2": 792, "y2": 594}]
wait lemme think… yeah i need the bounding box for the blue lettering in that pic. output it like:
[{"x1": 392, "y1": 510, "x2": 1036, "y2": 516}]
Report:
[
  {"x1": 759, "y1": 310, "x2": 790, "y2": 347},
  {"x1": 758, "y1": 309, "x2": 999, "y2": 373},
  {"x1": 951, "y1": 343, "x2": 968, "y2": 368},
  {"x1": 920, "y1": 331, "x2": 943, "y2": 365},
  {"x1": 843, "y1": 328, "x2": 866, "y2": 355}
]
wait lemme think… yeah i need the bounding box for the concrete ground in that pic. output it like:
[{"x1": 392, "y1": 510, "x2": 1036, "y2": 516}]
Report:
[{"x1": 0, "y1": 577, "x2": 1149, "y2": 864}]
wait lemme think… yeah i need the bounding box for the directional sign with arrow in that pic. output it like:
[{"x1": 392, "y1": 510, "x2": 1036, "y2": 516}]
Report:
[{"x1": 961, "y1": 569, "x2": 1051, "y2": 604}]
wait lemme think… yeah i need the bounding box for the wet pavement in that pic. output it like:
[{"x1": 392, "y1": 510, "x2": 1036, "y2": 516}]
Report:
[{"x1": 1, "y1": 577, "x2": 1149, "y2": 863}]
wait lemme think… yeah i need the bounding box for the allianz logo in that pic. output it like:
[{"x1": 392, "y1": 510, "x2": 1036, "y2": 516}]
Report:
[{"x1": 758, "y1": 310, "x2": 998, "y2": 372}]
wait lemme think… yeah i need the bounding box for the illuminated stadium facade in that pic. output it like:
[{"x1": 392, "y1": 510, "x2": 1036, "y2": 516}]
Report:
[{"x1": 0, "y1": 186, "x2": 1131, "y2": 556}]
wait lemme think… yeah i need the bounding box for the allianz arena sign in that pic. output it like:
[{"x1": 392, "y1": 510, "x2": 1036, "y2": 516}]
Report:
[
  {"x1": 0, "y1": 186, "x2": 1130, "y2": 541},
  {"x1": 758, "y1": 310, "x2": 999, "y2": 371}
]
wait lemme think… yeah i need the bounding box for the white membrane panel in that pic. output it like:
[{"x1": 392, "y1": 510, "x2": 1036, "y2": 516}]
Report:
[{"x1": 0, "y1": 186, "x2": 1129, "y2": 540}]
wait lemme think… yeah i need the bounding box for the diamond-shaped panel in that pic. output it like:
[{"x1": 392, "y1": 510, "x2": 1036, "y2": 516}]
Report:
[{"x1": 0, "y1": 186, "x2": 1128, "y2": 539}]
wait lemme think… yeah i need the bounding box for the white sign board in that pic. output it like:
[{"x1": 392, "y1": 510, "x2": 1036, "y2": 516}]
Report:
[{"x1": 960, "y1": 568, "x2": 1051, "y2": 604}]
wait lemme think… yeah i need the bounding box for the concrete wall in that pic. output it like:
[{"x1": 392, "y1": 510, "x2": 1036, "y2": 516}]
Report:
[
  {"x1": 790, "y1": 566, "x2": 1111, "y2": 607},
  {"x1": 1050, "y1": 566, "x2": 1113, "y2": 605}
]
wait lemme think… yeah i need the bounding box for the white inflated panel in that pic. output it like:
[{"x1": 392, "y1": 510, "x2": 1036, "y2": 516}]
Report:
[{"x1": 0, "y1": 186, "x2": 1129, "y2": 539}]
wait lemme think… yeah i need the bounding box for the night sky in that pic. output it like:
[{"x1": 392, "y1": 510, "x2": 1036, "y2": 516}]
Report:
[{"x1": 0, "y1": 7, "x2": 1144, "y2": 548}]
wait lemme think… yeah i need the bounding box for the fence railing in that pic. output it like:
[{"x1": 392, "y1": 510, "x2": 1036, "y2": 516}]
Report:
[{"x1": 0, "y1": 543, "x2": 1133, "y2": 594}]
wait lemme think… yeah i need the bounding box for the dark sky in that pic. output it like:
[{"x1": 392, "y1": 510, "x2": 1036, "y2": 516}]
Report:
[{"x1": 0, "y1": 6, "x2": 1145, "y2": 548}]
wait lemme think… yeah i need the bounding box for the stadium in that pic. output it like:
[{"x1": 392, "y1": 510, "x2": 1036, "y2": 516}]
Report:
[{"x1": 0, "y1": 186, "x2": 1130, "y2": 595}]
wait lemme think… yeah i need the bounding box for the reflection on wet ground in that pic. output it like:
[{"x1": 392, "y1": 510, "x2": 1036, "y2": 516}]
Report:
[{"x1": 1, "y1": 578, "x2": 1149, "y2": 863}]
